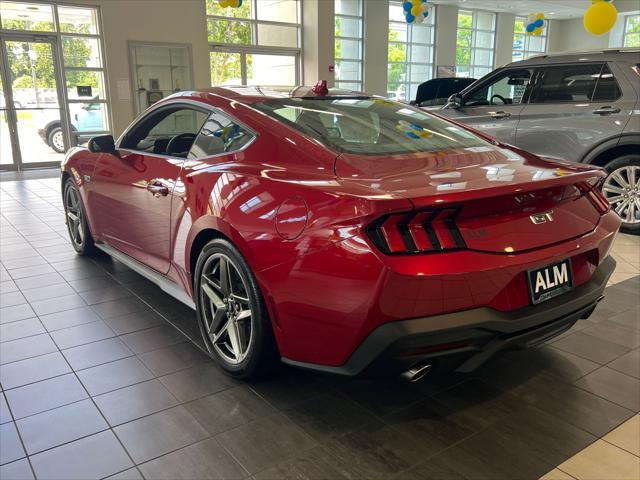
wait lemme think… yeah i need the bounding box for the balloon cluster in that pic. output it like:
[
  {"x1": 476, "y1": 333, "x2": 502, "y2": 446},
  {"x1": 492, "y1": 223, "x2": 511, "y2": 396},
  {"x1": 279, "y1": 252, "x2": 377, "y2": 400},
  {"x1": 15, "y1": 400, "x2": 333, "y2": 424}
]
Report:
[
  {"x1": 525, "y1": 13, "x2": 545, "y2": 36},
  {"x1": 402, "y1": 0, "x2": 429, "y2": 24},
  {"x1": 396, "y1": 120, "x2": 432, "y2": 139},
  {"x1": 218, "y1": 0, "x2": 242, "y2": 8},
  {"x1": 584, "y1": 0, "x2": 618, "y2": 35}
]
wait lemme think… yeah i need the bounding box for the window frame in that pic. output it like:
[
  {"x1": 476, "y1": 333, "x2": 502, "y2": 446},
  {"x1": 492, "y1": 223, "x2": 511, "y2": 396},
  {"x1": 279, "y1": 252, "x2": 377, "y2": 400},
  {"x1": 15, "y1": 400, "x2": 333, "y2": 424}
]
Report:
[
  {"x1": 512, "y1": 16, "x2": 547, "y2": 62},
  {"x1": 623, "y1": 14, "x2": 640, "y2": 48},
  {"x1": 188, "y1": 109, "x2": 257, "y2": 159},
  {"x1": 334, "y1": 0, "x2": 364, "y2": 91},
  {"x1": 527, "y1": 62, "x2": 622, "y2": 106},
  {"x1": 463, "y1": 67, "x2": 535, "y2": 107},
  {"x1": 455, "y1": 9, "x2": 496, "y2": 80},
  {"x1": 387, "y1": 0, "x2": 437, "y2": 102},
  {"x1": 207, "y1": 0, "x2": 302, "y2": 50}
]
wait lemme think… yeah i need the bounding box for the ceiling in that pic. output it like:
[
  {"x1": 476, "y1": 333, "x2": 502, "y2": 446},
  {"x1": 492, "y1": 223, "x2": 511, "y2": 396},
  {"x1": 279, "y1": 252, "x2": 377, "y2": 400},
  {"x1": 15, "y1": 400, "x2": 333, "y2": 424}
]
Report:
[{"x1": 430, "y1": 0, "x2": 602, "y2": 20}]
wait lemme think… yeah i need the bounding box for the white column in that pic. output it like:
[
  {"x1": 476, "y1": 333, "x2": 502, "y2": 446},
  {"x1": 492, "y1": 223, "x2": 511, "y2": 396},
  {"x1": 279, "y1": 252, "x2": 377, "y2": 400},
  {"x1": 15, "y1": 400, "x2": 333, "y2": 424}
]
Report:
[
  {"x1": 302, "y1": 0, "x2": 335, "y2": 86},
  {"x1": 495, "y1": 12, "x2": 515, "y2": 68},
  {"x1": 362, "y1": 0, "x2": 389, "y2": 95},
  {"x1": 434, "y1": 4, "x2": 458, "y2": 76}
]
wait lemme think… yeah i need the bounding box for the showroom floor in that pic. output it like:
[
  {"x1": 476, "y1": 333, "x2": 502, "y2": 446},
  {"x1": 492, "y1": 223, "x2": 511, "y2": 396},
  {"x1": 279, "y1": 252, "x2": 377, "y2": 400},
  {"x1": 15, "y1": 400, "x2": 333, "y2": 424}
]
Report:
[{"x1": 1, "y1": 171, "x2": 639, "y2": 480}]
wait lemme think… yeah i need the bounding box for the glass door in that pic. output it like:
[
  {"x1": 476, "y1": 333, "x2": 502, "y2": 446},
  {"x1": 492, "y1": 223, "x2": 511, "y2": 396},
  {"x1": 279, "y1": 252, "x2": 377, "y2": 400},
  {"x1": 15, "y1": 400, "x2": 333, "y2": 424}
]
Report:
[{"x1": 0, "y1": 35, "x2": 69, "y2": 170}]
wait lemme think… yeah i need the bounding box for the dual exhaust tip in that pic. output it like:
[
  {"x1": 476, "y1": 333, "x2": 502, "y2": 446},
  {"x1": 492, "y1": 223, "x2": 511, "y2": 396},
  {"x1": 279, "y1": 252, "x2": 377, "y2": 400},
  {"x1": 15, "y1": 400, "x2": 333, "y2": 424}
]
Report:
[{"x1": 400, "y1": 362, "x2": 432, "y2": 383}]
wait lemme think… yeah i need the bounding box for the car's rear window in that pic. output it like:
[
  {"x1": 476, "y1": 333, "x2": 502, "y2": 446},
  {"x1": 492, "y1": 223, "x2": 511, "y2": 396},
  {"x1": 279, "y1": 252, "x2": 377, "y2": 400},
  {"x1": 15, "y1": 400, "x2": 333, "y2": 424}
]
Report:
[{"x1": 252, "y1": 97, "x2": 489, "y2": 155}]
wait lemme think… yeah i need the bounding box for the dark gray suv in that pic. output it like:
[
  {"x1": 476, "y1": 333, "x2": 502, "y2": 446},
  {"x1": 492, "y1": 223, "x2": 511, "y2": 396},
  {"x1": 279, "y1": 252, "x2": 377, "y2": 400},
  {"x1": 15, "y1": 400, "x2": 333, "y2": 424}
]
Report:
[{"x1": 439, "y1": 49, "x2": 640, "y2": 233}]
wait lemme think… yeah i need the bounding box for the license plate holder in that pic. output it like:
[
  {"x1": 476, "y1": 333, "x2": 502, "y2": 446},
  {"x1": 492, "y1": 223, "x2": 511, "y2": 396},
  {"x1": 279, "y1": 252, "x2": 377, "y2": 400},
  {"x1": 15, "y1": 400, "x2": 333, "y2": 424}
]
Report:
[{"x1": 527, "y1": 259, "x2": 573, "y2": 305}]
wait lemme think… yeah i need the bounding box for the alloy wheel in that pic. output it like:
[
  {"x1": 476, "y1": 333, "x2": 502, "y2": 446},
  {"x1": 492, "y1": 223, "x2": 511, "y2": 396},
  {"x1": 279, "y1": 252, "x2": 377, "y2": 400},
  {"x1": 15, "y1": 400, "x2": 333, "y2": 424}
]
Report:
[
  {"x1": 602, "y1": 165, "x2": 640, "y2": 225},
  {"x1": 200, "y1": 253, "x2": 253, "y2": 365},
  {"x1": 64, "y1": 186, "x2": 84, "y2": 247}
]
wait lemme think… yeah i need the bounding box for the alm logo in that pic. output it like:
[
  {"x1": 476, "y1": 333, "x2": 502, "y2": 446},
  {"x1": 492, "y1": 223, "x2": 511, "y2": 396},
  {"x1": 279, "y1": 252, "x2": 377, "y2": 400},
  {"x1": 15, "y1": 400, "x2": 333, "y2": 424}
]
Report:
[{"x1": 535, "y1": 263, "x2": 568, "y2": 294}]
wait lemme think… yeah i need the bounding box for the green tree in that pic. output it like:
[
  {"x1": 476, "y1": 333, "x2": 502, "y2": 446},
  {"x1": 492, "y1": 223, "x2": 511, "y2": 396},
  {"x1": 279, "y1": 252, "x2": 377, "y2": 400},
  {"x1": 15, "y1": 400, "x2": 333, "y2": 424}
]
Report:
[
  {"x1": 387, "y1": 29, "x2": 407, "y2": 89},
  {"x1": 456, "y1": 14, "x2": 472, "y2": 71},
  {"x1": 207, "y1": 0, "x2": 252, "y2": 85}
]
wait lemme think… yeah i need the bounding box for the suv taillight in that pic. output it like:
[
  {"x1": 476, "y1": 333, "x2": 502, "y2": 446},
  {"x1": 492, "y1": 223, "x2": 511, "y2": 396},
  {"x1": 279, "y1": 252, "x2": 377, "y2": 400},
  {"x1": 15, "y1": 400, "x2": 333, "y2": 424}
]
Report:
[{"x1": 367, "y1": 208, "x2": 466, "y2": 254}]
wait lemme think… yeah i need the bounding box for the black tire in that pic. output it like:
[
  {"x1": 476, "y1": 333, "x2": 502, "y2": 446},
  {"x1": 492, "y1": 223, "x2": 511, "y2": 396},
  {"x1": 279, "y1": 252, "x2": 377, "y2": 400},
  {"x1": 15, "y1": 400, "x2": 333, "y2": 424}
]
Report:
[
  {"x1": 602, "y1": 155, "x2": 640, "y2": 235},
  {"x1": 48, "y1": 126, "x2": 65, "y2": 153},
  {"x1": 63, "y1": 178, "x2": 97, "y2": 255},
  {"x1": 194, "y1": 238, "x2": 279, "y2": 379}
]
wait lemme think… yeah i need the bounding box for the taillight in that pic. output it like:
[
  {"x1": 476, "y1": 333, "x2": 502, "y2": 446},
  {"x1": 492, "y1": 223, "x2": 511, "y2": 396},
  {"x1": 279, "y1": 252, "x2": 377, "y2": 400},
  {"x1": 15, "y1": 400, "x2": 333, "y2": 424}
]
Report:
[
  {"x1": 578, "y1": 181, "x2": 610, "y2": 215},
  {"x1": 367, "y1": 208, "x2": 466, "y2": 254}
]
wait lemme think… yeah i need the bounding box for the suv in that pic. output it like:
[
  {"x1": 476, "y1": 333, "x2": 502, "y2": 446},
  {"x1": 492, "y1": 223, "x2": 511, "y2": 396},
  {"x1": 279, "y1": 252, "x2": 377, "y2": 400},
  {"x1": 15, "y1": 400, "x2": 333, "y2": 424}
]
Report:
[{"x1": 438, "y1": 50, "x2": 640, "y2": 233}]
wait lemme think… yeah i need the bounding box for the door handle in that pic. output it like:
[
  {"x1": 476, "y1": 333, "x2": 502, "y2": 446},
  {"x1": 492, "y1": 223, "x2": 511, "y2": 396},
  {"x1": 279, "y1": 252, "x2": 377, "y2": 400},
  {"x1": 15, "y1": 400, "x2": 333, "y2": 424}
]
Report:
[
  {"x1": 593, "y1": 106, "x2": 620, "y2": 115},
  {"x1": 490, "y1": 111, "x2": 512, "y2": 119},
  {"x1": 146, "y1": 181, "x2": 169, "y2": 197}
]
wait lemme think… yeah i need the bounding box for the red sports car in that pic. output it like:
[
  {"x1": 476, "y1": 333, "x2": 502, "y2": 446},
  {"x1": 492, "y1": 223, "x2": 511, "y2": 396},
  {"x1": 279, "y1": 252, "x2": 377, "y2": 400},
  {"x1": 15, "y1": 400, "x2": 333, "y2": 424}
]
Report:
[{"x1": 61, "y1": 86, "x2": 620, "y2": 381}]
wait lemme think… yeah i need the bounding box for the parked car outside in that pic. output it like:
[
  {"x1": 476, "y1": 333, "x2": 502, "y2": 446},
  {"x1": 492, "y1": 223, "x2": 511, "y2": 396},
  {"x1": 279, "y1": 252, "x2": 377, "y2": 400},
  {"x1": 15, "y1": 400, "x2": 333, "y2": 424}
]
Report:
[
  {"x1": 412, "y1": 77, "x2": 477, "y2": 108},
  {"x1": 38, "y1": 100, "x2": 105, "y2": 153},
  {"x1": 61, "y1": 86, "x2": 620, "y2": 380},
  {"x1": 437, "y1": 50, "x2": 640, "y2": 233}
]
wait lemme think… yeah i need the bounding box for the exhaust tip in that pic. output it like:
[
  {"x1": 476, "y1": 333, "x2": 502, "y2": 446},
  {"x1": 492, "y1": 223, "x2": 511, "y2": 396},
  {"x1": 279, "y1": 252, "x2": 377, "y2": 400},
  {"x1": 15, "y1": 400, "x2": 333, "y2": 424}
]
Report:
[{"x1": 400, "y1": 362, "x2": 432, "y2": 383}]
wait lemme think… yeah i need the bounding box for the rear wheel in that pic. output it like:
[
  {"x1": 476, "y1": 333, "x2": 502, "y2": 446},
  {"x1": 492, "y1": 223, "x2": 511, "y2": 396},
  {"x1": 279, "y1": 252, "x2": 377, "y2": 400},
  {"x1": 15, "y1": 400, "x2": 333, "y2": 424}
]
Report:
[
  {"x1": 48, "y1": 126, "x2": 65, "y2": 153},
  {"x1": 602, "y1": 155, "x2": 640, "y2": 235},
  {"x1": 63, "y1": 178, "x2": 96, "y2": 255},
  {"x1": 194, "y1": 239, "x2": 279, "y2": 378}
]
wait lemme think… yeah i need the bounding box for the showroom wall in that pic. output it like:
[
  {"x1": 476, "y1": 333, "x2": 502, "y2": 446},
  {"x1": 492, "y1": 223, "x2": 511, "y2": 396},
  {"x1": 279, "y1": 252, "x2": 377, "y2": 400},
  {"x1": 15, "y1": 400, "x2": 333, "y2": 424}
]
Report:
[{"x1": 71, "y1": 0, "x2": 210, "y2": 137}]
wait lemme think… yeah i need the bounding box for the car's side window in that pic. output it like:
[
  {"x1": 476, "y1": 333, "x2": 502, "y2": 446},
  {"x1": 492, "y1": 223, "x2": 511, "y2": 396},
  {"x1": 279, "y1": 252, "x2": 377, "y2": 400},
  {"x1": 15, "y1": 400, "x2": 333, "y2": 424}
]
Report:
[
  {"x1": 528, "y1": 63, "x2": 605, "y2": 104},
  {"x1": 187, "y1": 110, "x2": 254, "y2": 159},
  {"x1": 465, "y1": 69, "x2": 533, "y2": 107},
  {"x1": 592, "y1": 64, "x2": 622, "y2": 102},
  {"x1": 121, "y1": 107, "x2": 208, "y2": 157}
]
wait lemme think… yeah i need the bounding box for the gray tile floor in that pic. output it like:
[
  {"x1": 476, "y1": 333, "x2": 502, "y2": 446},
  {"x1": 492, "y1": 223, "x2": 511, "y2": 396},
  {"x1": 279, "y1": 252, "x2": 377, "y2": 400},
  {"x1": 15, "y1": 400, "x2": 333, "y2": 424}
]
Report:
[{"x1": 0, "y1": 174, "x2": 638, "y2": 480}]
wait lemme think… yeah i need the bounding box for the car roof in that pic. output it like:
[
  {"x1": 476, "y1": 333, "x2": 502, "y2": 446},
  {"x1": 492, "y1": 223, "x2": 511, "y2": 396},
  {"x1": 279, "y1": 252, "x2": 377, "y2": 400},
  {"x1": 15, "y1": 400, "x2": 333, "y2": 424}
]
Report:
[
  {"x1": 166, "y1": 86, "x2": 369, "y2": 105},
  {"x1": 505, "y1": 48, "x2": 640, "y2": 68}
]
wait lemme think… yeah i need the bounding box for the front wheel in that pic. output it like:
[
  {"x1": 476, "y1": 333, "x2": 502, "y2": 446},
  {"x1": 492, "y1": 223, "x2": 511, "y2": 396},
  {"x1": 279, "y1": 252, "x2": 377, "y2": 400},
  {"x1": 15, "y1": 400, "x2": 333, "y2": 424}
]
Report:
[
  {"x1": 602, "y1": 155, "x2": 640, "y2": 235},
  {"x1": 194, "y1": 239, "x2": 279, "y2": 379},
  {"x1": 48, "y1": 126, "x2": 65, "y2": 153},
  {"x1": 63, "y1": 178, "x2": 96, "y2": 255}
]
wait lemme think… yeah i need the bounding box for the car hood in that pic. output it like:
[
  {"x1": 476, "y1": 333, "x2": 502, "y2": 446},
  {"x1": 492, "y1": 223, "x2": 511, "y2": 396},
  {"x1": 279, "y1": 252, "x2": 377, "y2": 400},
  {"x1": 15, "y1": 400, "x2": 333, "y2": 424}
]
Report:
[{"x1": 334, "y1": 145, "x2": 604, "y2": 209}]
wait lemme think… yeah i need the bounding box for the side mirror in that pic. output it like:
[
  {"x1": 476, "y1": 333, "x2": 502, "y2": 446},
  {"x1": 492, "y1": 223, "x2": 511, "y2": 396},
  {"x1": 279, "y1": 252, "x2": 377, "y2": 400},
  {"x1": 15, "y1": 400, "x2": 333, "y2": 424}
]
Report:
[
  {"x1": 88, "y1": 135, "x2": 116, "y2": 154},
  {"x1": 444, "y1": 93, "x2": 463, "y2": 110}
]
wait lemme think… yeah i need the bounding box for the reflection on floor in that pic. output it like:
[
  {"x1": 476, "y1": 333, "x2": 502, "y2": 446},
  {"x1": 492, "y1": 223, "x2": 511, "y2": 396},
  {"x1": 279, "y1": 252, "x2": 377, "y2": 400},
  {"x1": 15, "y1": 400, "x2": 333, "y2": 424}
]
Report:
[{"x1": 0, "y1": 174, "x2": 639, "y2": 480}]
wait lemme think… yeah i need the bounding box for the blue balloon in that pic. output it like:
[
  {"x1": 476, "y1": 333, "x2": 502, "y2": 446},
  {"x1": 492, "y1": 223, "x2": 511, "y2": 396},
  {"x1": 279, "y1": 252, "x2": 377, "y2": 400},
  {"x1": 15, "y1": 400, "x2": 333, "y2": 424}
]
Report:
[
  {"x1": 526, "y1": 23, "x2": 535, "y2": 32},
  {"x1": 534, "y1": 19, "x2": 544, "y2": 28},
  {"x1": 405, "y1": 13, "x2": 415, "y2": 23},
  {"x1": 238, "y1": 0, "x2": 242, "y2": 6},
  {"x1": 407, "y1": 132, "x2": 420, "y2": 139},
  {"x1": 403, "y1": 1, "x2": 412, "y2": 11}
]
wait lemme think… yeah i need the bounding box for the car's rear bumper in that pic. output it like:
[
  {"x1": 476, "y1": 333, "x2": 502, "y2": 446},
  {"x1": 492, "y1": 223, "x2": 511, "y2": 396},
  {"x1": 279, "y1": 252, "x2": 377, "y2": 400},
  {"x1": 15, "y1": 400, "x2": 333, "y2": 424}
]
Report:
[{"x1": 281, "y1": 255, "x2": 615, "y2": 376}]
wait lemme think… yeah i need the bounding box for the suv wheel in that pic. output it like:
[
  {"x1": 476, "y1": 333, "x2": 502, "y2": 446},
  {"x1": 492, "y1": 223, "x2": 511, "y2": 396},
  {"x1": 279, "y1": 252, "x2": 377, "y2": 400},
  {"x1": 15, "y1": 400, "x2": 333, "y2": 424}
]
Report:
[
  {"x1": 194, "y1": 239, "x2": 279, "y2": 378},
  {"x1": 48, "y1": 126, "x2": 65, "y2": 153},
  {"x1": 602, "y1": 155, "x2": 639, "y2": 235}
]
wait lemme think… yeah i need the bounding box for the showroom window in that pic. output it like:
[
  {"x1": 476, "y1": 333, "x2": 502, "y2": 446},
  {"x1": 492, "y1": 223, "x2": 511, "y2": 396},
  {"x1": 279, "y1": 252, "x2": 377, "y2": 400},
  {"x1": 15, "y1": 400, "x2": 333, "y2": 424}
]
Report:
[
  {"x1": 334, "y1": 0, "x2": 363, "y2": 91},
  {"x1": 512, "y1": 16, "x2": 547, "y2": 62},
  {"x1": 387, "y1": 1, "x2": 436, "y2": 101},
  {"x1": 0, "y1": 1, "x2": 110, "y2": 169},
  {"x1": 207, "y1": 0, "x2": 301, "y2": 87},
  {"x1": 623, "y1": 15, "x2": 640, "y2": 47},
  {"x1": 456, "y1": 10, "x2": 496, "y2": 79}
]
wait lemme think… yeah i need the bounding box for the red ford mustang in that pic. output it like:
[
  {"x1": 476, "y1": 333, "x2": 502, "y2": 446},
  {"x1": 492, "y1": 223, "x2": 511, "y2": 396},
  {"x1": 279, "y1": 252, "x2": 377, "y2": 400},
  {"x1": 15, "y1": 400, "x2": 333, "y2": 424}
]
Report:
[{"x1": 61, "y1": 86, "x2": 620, "y2": 380}]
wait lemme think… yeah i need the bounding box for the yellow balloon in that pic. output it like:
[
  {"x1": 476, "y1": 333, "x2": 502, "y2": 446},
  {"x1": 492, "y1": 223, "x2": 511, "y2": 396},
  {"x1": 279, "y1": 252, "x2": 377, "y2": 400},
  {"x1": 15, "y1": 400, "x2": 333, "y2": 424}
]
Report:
[
  {"x1": 584, "y1": 1, "x2": 617, "y2": 35},
  {"x1": 411, "y1": 5, "x2": 421, "y2": 16}
]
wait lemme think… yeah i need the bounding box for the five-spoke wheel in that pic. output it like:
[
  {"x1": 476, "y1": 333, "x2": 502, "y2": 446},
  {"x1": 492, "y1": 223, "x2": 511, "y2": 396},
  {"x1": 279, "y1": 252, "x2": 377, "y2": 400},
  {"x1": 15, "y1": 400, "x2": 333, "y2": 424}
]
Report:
[
  {"x1": 194, "y1": 239, "x2": 278, "y2": 378},
  {"x1": 63, "y1": 178, "x2": 96, "y2": 255}
]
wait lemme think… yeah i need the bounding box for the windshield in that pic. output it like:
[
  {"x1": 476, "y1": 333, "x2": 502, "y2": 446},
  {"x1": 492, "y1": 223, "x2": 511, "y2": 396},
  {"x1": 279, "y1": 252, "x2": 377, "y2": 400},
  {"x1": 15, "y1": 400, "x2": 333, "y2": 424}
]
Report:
[{"x1": 252, "y1": 97, "x2": 489, "y2": 155}]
